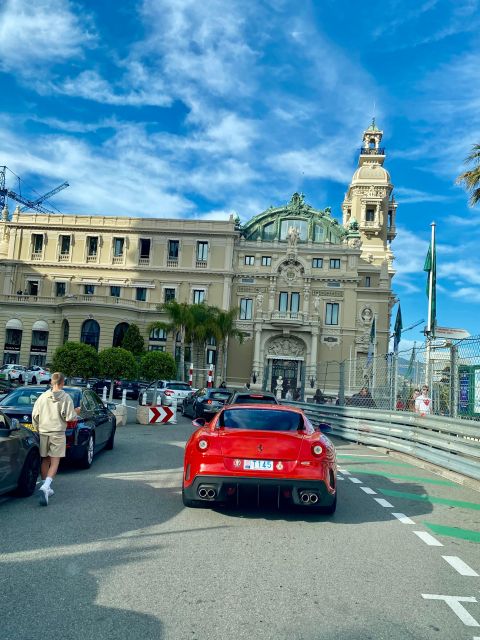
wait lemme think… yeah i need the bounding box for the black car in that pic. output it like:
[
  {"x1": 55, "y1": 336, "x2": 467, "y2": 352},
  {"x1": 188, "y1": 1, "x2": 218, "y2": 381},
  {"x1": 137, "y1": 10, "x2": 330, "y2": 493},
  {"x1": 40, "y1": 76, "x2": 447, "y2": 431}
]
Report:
[
  {"x1": 0, "y1": 386, "x2": 117, "y2": 469},
  {"x1": 181, "y1": 387, "x2": 232, "y2": 419},
  {"x1": 0, "y1": 380, "x2": 16, "y2": 402},
  {"x1": 0, "y1": 410, "x2": 40, "y2": 497},
  {"x1": 226, "y1": 390, "x2": 279, "y2": 405},
  {"x1": 113, "y1": 380, "x2": 144, "y2": 400}
]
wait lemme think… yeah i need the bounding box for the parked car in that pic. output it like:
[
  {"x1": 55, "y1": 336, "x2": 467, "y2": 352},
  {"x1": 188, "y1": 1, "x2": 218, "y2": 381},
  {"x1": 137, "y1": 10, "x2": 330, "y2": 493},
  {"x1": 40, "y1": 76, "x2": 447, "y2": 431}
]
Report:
[
  {"x1": 226, "y1": 390, "x2": 279, "y2": 405},
  {"x1": 0, "y1": 410, "x2": 40, "y2": 498},
  {"x1": 92, "y1": 379, "x2": 112, "y2": 396},
  {"x1": 0, "y1": 380, "x2": 16, "y2": 402},
  {"x1": 0, "y1": 364, "x2": 28, "y2": 383},
  {"x1": 139, "y1": 380, "x2": 196, "y2": 407},
  {"x1": 181, "y1": 387, "x2": 232, "y2": 419},
  {"x1": 26, "y1": 366, "x2": 51, "y2": 384},
  {"x1": 182, "y1": 404, "x2": 337, "y2": 513},
  {"x1": 0, "y1": 386, "x2": 116, "y2": 468},
  {"x1": 113, "y1": 380, "x2": 144, "y2": 400}
]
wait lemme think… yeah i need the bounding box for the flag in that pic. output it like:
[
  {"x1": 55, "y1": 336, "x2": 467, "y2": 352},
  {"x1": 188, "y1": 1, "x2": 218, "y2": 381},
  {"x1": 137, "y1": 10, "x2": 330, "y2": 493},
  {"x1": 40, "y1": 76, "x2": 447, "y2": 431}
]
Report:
[
  {"x1": 406, "y1": 343, "x2": 416, "y2": 379},
  {"x1": 393, "y1": 305, "x2": 403, "y2": 353},
  {"x1": 367, "y1": 317, "x2": 376, "y2": 366},
  {"x1": 423, "y1": 240, "x2": 436, "y2": 336}
]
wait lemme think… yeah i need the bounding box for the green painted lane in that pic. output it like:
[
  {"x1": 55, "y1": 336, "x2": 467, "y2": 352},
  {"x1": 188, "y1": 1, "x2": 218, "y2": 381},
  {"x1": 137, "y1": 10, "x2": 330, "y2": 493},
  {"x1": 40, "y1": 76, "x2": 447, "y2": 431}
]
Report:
[
  {"x1": 423, "y1": 521, "x2": 480, "y2": 543},
  {"x1": 338, "y1": 456, "x2": 414, "y2": 467},
  {"x1": 379, "y1": 488, "x2": 480, "y2": 511},
  {"x1": 345, "y1": 468, "x2": 456, "y2": 486}
]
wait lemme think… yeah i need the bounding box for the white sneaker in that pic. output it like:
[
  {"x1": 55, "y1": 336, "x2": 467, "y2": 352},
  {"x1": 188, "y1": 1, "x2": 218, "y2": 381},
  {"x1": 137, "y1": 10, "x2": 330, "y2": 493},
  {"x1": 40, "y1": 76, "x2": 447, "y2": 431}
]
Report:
[{"x1": 38, "y1": 485, "x2": 49, "y2": 506}]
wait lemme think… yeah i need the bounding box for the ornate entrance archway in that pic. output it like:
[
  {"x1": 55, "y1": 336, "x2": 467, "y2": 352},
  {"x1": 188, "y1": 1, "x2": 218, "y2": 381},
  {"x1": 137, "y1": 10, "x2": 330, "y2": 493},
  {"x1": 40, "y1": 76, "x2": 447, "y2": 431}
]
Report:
[{"x1": 264, "y1": 336, "x2": 306, "y2": 399}]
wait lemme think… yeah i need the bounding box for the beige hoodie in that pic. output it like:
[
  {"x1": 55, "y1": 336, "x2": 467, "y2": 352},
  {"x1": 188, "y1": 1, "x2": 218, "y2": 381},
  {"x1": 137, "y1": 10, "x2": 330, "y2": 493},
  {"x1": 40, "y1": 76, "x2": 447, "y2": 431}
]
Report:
[{"x1": 32, "y1": 389, "x2": 77, "y2": 434}]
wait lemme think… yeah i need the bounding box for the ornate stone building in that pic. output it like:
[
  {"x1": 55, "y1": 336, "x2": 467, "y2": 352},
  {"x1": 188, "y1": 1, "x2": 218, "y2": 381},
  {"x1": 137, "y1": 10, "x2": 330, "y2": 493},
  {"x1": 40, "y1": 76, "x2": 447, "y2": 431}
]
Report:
[{"x1": 0, "y1": 122, "x2": 397, "y2": 395}]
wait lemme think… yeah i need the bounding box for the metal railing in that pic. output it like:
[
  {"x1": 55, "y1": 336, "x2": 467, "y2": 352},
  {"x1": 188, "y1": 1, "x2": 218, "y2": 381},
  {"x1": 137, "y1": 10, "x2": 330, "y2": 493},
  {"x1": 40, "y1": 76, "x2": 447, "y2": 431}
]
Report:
[{"x1": 285, "y1": 401, "x2": 480, "y2": 482}]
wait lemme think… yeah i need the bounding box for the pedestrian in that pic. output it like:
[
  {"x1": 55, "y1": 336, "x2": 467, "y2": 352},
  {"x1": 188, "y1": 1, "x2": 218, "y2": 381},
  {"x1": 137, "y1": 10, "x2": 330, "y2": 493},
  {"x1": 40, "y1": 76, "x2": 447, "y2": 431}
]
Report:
[
  {"x1": 285, "y1": 388, "x2": 293, "y2": 401},
  {"x1": 313, "y1": 388, "x2": 325, "y2": 404},
  {"x1": 32, "y1": 371, "x2": 80, "y2": 506},
  {"x1": 219, "y1": 381, "x2": 227, "y2": 388},
  {"x1": 415, "y1": 385, "x2": 432, "y2": 416},
  {"x1": 408, "y1": 389, "x2": 420, "y2": 412},
  {"x1": 396, "y1": 395, "x2": 405, "y2": 411},
  {"x1": 349, "y1": 387, "x2": 375, "y2": 408},
  {"x1": 243, "y1": 382, "x2": 250, "y2": 390}
]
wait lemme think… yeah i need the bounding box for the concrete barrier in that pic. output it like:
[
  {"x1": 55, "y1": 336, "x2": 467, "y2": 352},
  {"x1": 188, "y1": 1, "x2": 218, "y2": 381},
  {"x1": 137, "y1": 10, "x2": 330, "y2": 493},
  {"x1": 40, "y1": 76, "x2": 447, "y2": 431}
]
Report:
[{"x1": 112, "y1": 404, "x2": 127, "y2": 427}]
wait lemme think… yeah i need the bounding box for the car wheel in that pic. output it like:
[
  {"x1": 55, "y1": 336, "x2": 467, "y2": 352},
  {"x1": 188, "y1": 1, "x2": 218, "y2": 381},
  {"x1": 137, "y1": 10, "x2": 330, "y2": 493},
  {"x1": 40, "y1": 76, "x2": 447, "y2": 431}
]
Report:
[
  {"x1": 105, "y1": 425, "x2": 116, "y2": 450},
  {"x1": 31, "y1": 376, "x2": 37, "y2": 384},
  {"x1": 319, "y1": 492, "x2": 337, "y2": 515},
  {"x1": 182, "y1": 486, "x2": 204, "y2": 508},
  {"x1": 79, "y1": 434, "x2": 95, "y2": 469},
  {"x1": 16, "y1": 450, "x2": 40, "y2": 497}
]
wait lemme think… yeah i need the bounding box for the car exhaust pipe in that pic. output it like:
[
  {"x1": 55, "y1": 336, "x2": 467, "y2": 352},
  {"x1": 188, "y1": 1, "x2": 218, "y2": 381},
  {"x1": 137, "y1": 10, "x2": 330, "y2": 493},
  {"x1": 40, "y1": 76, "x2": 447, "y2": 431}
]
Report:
[
  {"x1": 206, "y1": 488, "x2": 216, "y2": 499},
  {"x1": 300, "y1": 492, "x2": 310, "y2": 504},
  {"x1": 309, "y1": 493, "x2": 319, "y2": 504},
  {"x1": 198, "y1": 488, "x2": 208, "y2": 498}
]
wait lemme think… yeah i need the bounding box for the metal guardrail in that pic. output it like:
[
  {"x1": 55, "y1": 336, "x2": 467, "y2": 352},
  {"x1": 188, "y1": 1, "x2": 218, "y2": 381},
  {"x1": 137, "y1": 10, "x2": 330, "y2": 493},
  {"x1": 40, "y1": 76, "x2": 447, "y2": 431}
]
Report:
[{"x1": 283, "y1": 401, "x2": 480, "y2": 482}]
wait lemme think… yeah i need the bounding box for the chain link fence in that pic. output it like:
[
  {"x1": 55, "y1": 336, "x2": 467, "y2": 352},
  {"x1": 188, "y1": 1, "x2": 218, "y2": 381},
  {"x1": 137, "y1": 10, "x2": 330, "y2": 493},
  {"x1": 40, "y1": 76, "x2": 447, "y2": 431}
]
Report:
[{"x1": 311, "y1": 336, "x2": 480, "y2": 420}]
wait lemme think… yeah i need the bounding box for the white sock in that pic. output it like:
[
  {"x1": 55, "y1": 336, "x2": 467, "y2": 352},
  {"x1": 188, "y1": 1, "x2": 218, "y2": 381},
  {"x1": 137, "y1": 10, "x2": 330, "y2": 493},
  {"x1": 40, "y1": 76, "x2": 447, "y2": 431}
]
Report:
[{"x1": 42, "y1": 477, "x2": 52, "y2": 489}]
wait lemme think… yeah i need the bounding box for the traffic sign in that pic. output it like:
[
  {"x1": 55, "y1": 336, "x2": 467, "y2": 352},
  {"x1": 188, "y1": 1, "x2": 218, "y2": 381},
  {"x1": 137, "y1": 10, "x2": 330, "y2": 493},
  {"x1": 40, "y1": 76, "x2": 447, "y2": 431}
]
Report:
[
  {"x1": 435, "y1": 327, "x2": 470, "y2": 340},
  {"x1": 148, "y1": 406, "x2": 175, "y2": 424}
]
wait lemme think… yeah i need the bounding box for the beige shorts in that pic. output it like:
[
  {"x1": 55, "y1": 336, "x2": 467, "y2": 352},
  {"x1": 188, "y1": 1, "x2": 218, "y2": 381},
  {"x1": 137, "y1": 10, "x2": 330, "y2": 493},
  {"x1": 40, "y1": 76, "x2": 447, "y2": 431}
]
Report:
[{"x1": 39, "y1": 433, "x2": 66, "y2": 458}]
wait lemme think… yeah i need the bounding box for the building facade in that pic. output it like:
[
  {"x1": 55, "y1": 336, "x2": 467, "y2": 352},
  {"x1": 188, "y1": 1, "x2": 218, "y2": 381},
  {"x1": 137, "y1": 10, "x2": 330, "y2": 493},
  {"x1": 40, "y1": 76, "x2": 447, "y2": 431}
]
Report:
[{"x1": 0, "y1": 123, "x2": 397, "y2": 395}]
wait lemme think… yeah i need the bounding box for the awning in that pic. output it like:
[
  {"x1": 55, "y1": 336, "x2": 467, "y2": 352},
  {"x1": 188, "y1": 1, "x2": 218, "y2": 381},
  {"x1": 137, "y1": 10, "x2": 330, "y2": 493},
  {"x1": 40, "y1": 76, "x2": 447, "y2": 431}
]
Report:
[
  {"x1": 32, "y1": 320, "x2": 49, "y2": 331},
  {"x1": 6, "y1": 319, "x2": 23, "y2": 330}
]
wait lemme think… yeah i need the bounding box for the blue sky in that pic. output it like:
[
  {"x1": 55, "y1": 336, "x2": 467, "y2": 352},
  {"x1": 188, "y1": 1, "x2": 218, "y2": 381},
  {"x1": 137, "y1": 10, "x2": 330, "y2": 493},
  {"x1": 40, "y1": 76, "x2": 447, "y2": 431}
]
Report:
[{"x1": 0, "y1": 0, "x2": 479, "y2": 347}]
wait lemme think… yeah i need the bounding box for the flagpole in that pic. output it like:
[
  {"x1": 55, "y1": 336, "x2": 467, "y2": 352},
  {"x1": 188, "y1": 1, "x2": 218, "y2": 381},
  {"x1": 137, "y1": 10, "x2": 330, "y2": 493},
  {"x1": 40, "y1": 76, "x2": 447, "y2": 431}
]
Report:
[
  {"x1": 425, "y1": 222, "x2": 436, "y2": 386},
  {"x1": 373, "y1": 314, "x2": 377, "y2": 393}
]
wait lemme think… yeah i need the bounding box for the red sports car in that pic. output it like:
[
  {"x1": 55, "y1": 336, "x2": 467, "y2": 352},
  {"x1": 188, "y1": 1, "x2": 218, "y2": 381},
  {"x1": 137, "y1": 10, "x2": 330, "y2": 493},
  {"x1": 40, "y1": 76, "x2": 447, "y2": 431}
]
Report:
[{"x1": 182, "y1": 403, "x2": 337, "y2": 513}]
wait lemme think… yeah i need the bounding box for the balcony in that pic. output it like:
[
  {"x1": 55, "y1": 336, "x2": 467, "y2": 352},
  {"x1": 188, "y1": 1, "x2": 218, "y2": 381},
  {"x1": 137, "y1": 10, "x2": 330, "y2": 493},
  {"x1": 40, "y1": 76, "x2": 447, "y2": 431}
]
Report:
[
  {"x1": 0, "y1": 294, "x2": 158, "y2": 312},
  {"x1": 196, "y1": 260, "x2": 208, "y2": 269},
  {"x1": 358, "y1": 147, "x2": 385, "y2": 155},
  {"x1": 31, "y1": 252, "x2": 42, "y2": 261},
  {"x1": 58, "y1": 253, "x2": 70, "y2": 262},
  {"x1": 139, "y1": 257, "x2": 150, "y2": 266},
  {"x1": 112, "y1": 255, "x2": 124, "y2": 265},
  {"x1": 167, "y1": 258, "x2": 178, "y2": 268},
  {"x1": 270, "y1": 310, "x2": 306, "y2": 326},
  {"x1": 86, "y1": 254, "x2": 97, "y2": 263}
]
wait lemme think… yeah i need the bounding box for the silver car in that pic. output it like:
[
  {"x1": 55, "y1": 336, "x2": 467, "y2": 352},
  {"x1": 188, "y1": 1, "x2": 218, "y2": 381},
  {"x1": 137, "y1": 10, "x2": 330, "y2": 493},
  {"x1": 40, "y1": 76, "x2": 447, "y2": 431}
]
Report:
[{"x1": 139, "y1": 380, "x2": 196, "y2": 407}]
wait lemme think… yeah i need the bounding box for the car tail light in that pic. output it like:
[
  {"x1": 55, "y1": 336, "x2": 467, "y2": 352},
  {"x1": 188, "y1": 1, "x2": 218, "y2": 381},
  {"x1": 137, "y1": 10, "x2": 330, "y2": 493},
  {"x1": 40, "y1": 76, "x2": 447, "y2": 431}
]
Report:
[
  {"x1": 66, "y1": 418, "x2": 78, "y2": 429},
  {"x1": 311, "y1": 443, "x2": 323, "y2": 457},
  {"x1": 198, "y1": 439, "x2": 208, "y2": 451},
  {"x1": 164, "y1": 389, "x2": 174, "y2": 396},
  {"x1": 206, "y1": 399, "x2": 212, "y2": 404}
]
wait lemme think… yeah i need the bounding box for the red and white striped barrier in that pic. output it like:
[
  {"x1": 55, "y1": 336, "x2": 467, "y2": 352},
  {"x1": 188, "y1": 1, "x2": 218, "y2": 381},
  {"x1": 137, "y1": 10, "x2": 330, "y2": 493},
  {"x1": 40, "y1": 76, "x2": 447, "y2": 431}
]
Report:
[
  {"x1": 207, "y1": 367, "x2": 213, "y2": 387},
  {"x1": 189, "y1": 363, "x2": 193, "y2": 386}
]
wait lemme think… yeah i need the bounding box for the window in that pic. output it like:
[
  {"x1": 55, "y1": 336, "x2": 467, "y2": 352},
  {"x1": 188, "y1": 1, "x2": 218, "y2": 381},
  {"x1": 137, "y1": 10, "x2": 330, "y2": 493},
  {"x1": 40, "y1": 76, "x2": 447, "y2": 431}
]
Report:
[
  {"x1": 60, "y1": 235, "x2": 71, "y2": 255},
  {"x1": 61, "y1": 319, "x2": 69, "y2": 345},
  {"x1": 164, "y1": 288, "x2": 176, "y2": 302},
  {"x1": 290, "y1": 292, "x2": 300, "y2": 314},
  {"x1": 244, "y1": 255, "x2": 255, "y2": 266},
  {"x1": 112, "y1": 322, "x2": 129, "y2": 347},
  {"x1": 314, "y1": 225, "x2": 326, "y2": 242},
  {"x1": 196, "y1": 241, "x2": 208, "y2": 262},
  {"x1": 239, "y1": 298, "x2": 253, "y2": 320},
  {"x1": 366, "y1": 208, "x2": 375, "y2": 222},
  {"x1": 113, "y1": 237, "x2": 124, "y2": 257},
  {"x1": 365, "y1": 276, "x2": 371, "y2": 288},
  {"x1": 84, "y1": 284, "x2": 95, "y2": 295},
  {"x1": 388, "y1": 210, "x2": 393, "y2": 228},
  {"x1": 27, "y1": 281, "x2": 38, "y2": 296},
  {"x1": 136, "y1": 287, "x2": 147, "y2": 302},
  {"x1": 263, "y1": 222, "x2": 275, "y2": 240},
  {"x1": 261, "y1": 256, "x2": 272, "y2": 266},
  {"x1": 312, "y1": 258, "x2": 323, "y2": 268},
  {"x1": 80, "y1": 319, "x2": 100, "y2": 350},
  {"x1": 329, "y1": 259, "x2": 341, "y2": 269},
  {"x1": 168, "y1": 240, "x2": 179, "y2": 260},
  {"x1": 193, "y1": 289, "x2": 205, "y2": 304},
  {"x1": 280, "y1": 219, "x2": 308, "y2": 241},
  {"x1": 206, "y1": 349, "x2": 216, "y2": 365},
  {"x1": 55, "y1": 282, "x2": 66, "y2": 297},
  {"x1": 32, "y1": 234, "x2": 43, "y2": 253},
  {"x1": 110, "y1": 286, "x2": 121, "y2": 297},
  {"x1": 149, "y1": 344, "x2": 165, "y2": 352},
  {"x1": 325, "y1": 303, "x2": 339, "y2": 325},
  {"x1": 87, "y1": 236, "x2": 98, "y2": 256},
  {"x1": 139, "y1": 238, "x2": 151, "y2": 259},
  {"x1": 150, "y1": 327, "x2": 167, "y2": 341},
  {"x1": 279, "y1": 292, "x2": 288, "y2": 313}
]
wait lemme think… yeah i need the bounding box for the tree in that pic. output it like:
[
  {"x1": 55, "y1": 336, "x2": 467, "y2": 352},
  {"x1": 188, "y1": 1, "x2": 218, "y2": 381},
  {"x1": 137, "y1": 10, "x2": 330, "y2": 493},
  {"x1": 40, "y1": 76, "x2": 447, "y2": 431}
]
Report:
[
  {"x1": 140, "y1": 351, "x2": 176, "y2": 382},
  {"x1": 121, "y1": 324, "x2": 145, "y2": 356},
  {"x1": 456, "y1": 143, "x2": 480, "y2": 206},
  {"x1": 189, "y1": 303, "x2": 218, "y2": 384},
  {"x1": 99, "y1": 347, "x2": 138, "y2": 400},
  {"x1": 52, "y1": 342, "x2": 99, "y2": 380},
  {"x1": 210, "y1": 307, "x2": 244, "y2": 383},
  {"x1": 149, "y1": 301, "x2": 194, "y2": 381}
]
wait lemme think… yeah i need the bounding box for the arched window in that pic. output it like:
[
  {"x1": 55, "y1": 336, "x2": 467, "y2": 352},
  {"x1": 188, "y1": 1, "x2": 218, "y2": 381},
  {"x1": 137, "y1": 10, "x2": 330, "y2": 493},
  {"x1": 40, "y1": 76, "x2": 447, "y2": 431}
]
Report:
[
  {"x1": 81, "y1": 319, "x2": 100, "y2": 350},
  {"x1": 112, "y1": 322, "x2": 129, "y2": 347},
  {"x1": 61, "y1": 319, "x2": 69, "y2": 345}
]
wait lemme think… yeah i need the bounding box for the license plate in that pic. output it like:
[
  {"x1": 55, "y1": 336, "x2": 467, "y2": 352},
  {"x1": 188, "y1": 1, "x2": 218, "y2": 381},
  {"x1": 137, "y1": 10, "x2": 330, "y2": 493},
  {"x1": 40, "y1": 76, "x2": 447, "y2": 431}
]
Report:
[
  {"x1": 244, "y1": 459, "x2": 273, "y2": 471},
  {"x1": 22, "y1": 423, "x2": 36, "y2": 432}
]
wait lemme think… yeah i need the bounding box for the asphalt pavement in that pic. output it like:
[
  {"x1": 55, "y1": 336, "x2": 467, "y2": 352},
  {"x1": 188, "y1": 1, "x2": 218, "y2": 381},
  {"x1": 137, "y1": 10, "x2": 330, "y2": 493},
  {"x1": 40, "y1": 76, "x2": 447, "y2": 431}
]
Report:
[{"x1": 1, "y1": 409, "x2": 479, "y2": 640}]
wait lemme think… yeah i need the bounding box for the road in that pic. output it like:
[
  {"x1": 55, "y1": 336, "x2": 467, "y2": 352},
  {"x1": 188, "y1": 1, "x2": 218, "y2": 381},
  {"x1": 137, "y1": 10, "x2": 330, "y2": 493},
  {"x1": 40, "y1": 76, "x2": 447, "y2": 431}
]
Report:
[{"x1": 1, "y1": 410, "x2": 479, "y2": 640}]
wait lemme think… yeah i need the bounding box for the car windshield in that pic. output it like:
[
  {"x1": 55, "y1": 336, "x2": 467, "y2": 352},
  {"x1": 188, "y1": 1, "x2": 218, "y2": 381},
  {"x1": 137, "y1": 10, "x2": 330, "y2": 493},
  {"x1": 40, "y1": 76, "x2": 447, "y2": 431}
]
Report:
[
  {"x1": 210, "y1": 392, "x2": 231, "y2": 401},
  {"x1": 233, "y1": 394, "x2": 277, "y2": 404},
  {"x1": 0, "y1": 387, "x2": 82, "y2": 407},
  {"x1": 168, "y1": 383, "x2": 191, "y2": 391},
  {"x1": 219, "y1": 408, "x2": 303, "y2": 431}
]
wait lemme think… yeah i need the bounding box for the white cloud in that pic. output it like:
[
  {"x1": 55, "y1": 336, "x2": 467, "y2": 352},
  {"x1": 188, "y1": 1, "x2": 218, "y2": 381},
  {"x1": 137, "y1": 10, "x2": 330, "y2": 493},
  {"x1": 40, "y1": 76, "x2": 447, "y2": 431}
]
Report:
[
  {"x1": 0, "y1": 0, "x2": 94, "y2": 73},
  {"x1": 394, "y1": 187, "x2": 449, "y2": 205},
  {"x1": 451, "y1": 287, "x2": 480, "y2": 303}
]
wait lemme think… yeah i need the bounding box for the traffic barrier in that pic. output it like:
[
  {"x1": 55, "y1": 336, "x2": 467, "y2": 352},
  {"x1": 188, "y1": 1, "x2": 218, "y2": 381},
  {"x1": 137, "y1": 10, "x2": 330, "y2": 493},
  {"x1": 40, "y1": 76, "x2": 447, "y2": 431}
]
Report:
[
  {"x1": 113, "y1": 404, "x2": 127, "y2": 427},
  {"x1": 189, "y1": 363, "x2": 193, "y2": 387},
  {"x1": 102, "y1": 386, "x2": 107, "y2": 401},
  {"x1": 283, "y1": 401, "x2": 480, "y2": 483},
  {"x1": 136, "y1": 397, "x2": 177, "y2": 425},
  {"x1": 207, "y1": 368, "x2": 213, "y2": 388}
]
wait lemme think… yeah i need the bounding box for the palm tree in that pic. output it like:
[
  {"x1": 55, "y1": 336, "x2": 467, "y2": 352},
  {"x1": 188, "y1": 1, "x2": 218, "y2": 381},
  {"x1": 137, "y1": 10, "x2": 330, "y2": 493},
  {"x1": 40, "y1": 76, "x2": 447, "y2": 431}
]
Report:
[
  {"x1": 189, "y1": 304, "x2": 218, "y2": 385},
  {"x1": 210, "y1": 306, "x2": 244, "y2": 383},
  {"x1": 148, "y1": 301, "x2": 193, "y2": 381},
  {"x1": 456, "y1": 143, "x2": 480, "y2": 206}
]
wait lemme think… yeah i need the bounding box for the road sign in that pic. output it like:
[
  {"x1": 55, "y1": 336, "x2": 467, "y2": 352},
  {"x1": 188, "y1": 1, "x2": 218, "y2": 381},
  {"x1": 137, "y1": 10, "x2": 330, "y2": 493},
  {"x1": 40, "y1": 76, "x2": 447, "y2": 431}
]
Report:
[
  {"x1": 148, "y1": 406, "x2": 174, "y2": 424},
  {"x1": 435, "y1": 327, "x2": 470, "y2": 340}
]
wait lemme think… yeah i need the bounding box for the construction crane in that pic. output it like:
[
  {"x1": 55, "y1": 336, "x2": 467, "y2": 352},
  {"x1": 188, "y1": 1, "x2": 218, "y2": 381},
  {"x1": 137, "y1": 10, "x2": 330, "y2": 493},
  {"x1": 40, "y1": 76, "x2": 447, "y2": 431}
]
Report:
[{"x1": 0, "y1": 165, "x2": 69, "y2": 215}]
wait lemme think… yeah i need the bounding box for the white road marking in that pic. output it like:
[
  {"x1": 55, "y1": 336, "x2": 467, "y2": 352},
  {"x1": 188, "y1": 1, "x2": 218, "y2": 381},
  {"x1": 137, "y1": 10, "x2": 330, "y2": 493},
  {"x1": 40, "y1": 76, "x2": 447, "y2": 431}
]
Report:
[
  {"x1": 391, "y1": 513, "x2": 415, "y2": 524},
  {"x1": 338, "y1": 453, "x2": 387, "y2": 458},
  {"x1": 374, "y1": 498, "x2": 394, "y2": 508},
  {"x1": 414, "y1": 531, "x2": 443, "y2": 546},
  {"x1": 367, "y1": 446, "x2": 382, "y2": 450},
  {"x1": 360, "y1": 487, "x2": 377, "y2": 495},
  {"x1": 442, "y1": 556, "x2": 479, "y2": 577},
  {"x1": 422, "y1": 594, "x2": 479, "y2": 627},
  {"x1": 338, "y1": 468, "x2": 350, "y2": 475},
  {"x1": 348, "y1": 477, "x2": 362, "y2": 484},
  {"x1": 337, "y1": 476, "x2": 345, "y2": 481}
]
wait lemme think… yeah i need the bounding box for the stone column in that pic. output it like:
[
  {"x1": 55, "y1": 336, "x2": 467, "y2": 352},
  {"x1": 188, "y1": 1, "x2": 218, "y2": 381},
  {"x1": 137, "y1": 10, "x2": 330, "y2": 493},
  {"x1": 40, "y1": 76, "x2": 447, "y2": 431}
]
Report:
[
  {"x1": 252, "y1": 323, "x2": 262, "y2": 388},
  {"x1": 310, "y1": 327, "x2": 319, "y2": 382}
]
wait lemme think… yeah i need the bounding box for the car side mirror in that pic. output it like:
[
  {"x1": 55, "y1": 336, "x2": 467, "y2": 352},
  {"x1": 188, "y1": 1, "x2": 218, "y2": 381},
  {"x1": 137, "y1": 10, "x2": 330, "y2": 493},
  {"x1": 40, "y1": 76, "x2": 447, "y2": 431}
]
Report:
[
  {"x1": 106, "y1": 403, "x2": 116, "y2": 411},
  {"x1": 318, "y1": 422, "x2": 332, "y2": 433},
  {"x1": 10, "y1": 418, "x2": 20, "y2": 431},
  {"x1": 192, "y1": 418, "x2": 206, "y2": 428}
]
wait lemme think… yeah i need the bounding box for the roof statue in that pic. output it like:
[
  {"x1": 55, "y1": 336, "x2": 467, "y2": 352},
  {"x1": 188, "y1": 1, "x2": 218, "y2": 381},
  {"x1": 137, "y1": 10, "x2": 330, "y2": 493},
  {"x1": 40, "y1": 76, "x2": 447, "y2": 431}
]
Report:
[{"x1": 287, "y1": 225, "x2": 299, "y2": 251}]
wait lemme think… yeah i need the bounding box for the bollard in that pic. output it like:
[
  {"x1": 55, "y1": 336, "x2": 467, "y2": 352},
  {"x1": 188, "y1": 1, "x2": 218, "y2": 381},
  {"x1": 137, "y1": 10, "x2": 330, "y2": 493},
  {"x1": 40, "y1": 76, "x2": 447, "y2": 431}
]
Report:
[
  {"x1": 189, "y1": 363, "x2": 193, "y2": 387},
  {"x1": 102, "y1": 386, "x2": 107, "y2": 401},
  {"x1": 122, "y1": 389, "x2": 127, "y2": 406},
  {"x1": 142, "y1": 391, "x2": 147, "y2": 406},
  {"x1": 170, "y1": 396, "x2": 177, "y2": 424},
  {"x1": 157, "y1": 394, "x2": 162, "y2": 405},
  {"x1": 24, "y1": 376, "x2": 28, "y2": 386}
]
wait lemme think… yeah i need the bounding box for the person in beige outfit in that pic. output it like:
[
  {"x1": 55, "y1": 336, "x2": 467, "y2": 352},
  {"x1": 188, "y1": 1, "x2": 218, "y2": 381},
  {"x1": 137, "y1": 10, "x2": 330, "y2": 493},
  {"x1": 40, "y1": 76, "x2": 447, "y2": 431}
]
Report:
[{"x1": 32, "y1": 372, "x2": 80, "y2": 506}]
